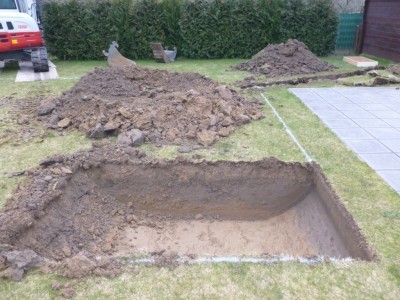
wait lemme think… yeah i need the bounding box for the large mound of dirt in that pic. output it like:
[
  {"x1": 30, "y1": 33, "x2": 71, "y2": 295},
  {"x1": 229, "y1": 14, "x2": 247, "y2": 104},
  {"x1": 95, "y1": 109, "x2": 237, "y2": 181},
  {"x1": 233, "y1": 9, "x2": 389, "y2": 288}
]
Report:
[
  {"x1": 37, "y1": 66, "x2": 264, "y2": 146},
  {"x1": 235, "y1": 39, "x2": 335, "y2": 77}
]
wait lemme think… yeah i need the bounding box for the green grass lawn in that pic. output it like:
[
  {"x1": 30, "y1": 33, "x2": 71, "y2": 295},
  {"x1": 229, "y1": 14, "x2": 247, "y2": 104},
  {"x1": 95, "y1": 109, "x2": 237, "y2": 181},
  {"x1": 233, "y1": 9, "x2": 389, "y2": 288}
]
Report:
[{"x1": 0, "y1": 56, "x2": 400, "y2": 299}]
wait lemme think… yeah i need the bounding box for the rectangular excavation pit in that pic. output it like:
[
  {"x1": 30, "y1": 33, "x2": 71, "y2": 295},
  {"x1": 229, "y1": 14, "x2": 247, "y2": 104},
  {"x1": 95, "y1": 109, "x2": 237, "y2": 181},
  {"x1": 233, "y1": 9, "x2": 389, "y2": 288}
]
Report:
[
  {"x1": 3, "y1": 157, "x2": 376, "y2": 262},
  {"x1": 108, "y1": 161, "x2": 374, "y2": 260}
]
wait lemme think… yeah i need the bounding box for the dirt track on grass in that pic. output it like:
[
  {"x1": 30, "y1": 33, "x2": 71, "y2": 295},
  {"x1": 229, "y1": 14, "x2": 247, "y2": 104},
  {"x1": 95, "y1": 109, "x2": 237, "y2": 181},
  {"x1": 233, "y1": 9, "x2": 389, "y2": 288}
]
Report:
[
  {"x1": 0, "y1": 144, "x2": 376, "y2": 280},
  {"x1": 37, "y1": 66, "x2": 264, "y2": 146},
  {"x1": 235, "y1": 66, "x2": 385, "y2": 89},
  {"x1": 234, "y1": 39, "x2": 335, "y2": 77}
]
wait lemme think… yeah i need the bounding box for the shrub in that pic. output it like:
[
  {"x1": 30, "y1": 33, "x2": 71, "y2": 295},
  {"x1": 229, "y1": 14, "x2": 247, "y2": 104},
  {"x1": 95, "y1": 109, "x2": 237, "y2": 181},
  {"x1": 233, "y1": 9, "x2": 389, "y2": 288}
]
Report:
[
  {"x1": 281, "y1": 0, "x2": 338, "y2": 56},
  {"x1": 179, "y1": 0, "x2": 281, "y2": 58}
]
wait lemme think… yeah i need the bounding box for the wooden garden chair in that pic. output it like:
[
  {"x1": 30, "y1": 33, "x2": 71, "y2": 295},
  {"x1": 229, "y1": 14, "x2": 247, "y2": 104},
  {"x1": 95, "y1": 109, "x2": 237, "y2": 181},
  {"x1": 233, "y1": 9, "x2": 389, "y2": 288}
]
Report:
[{"x1": 150, "y1": 42, "x2": 177, "y2": 63}]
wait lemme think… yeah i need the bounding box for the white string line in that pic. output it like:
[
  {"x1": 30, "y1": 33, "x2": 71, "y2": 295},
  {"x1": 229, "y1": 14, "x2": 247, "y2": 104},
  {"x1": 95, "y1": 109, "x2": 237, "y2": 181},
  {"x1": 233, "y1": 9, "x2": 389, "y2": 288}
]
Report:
[
  {"x1": 119, "y1": 255, "x2": 353, "y2": 265},
  {"x1": 260, "y1": 93, "x2": 313, "y2": 162}
]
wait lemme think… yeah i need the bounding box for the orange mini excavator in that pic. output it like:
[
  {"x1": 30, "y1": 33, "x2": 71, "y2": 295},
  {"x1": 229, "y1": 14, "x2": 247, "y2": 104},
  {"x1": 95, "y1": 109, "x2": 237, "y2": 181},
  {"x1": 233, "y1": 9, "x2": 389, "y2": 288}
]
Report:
[{"x1": 0, "y1": 0, "x2": 48, "y2": 72}]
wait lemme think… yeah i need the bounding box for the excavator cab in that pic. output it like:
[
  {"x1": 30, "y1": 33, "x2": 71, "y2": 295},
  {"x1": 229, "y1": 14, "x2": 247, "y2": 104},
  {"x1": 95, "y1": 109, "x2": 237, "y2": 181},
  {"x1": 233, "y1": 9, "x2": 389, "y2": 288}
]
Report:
[{"x1": 1, "y1": 0, "x2": 18, "y2": 10}]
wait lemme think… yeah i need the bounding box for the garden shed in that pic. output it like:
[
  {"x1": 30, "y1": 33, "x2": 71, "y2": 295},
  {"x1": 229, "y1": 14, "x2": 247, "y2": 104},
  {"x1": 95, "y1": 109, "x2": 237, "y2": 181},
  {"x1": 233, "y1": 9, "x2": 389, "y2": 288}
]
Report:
[{"x1": 361, "y1": 0, "x2": 400, "y2": 62}]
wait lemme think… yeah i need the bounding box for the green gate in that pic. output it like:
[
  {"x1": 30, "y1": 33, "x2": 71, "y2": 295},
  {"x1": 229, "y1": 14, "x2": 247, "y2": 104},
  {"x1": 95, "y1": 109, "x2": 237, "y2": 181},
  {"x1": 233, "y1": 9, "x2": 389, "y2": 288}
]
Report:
[{"x1": 336, "y1": 13, "x2": 363, "y2": 50}]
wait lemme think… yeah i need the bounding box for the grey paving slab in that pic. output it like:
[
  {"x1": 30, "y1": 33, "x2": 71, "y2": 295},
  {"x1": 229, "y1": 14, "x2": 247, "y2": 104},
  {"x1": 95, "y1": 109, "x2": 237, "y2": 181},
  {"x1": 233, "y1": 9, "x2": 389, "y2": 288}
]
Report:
[
  {"x1": 377, "y1": 171, "x2": 400, "y2": 192},
  {"x1": 342, "y1": 110, "x2": 376, "y2": 119},
  {"x1": 332, "y1": 128, "x2": 373, "y2": 140},
  {"x1": 379, "y1": 140, "x2": 400, "y2": 152},
  {"x1": 307, "y1": 102, "x2": 336, "y2": 111},
  {"x1": 357, "y1": 103, "x2": 390, "y2": 111},
  {"x1": 322, "y1": 119, "x2": 359, "y2": 129},
  {"x1": 293, "y1": 93, "x2": 316, "y2": 99},
  {"x1": 371, "y1": 110, "x2": 400, "y2": 119},
  {"x1": 385, "y1": 105, "x2": 400, "y2": 113},
  {"x1": 358, "y1": 153, "x2": 400, "y2": 170},
  {"x1": 353, "y1": 118, "x2": 391, "y2": 128},
  {"x1": 365, "y1": 128, "x2": 400, "y2": 139},
  {"x1": 346, "y1": 97, "x2": 377, "y2": 104},
  {"x1": 290, "y1": 87, "x2": 400, "y2": 194},
  {"x1": 323, "y1": 98, "x2": 353, "y2": 105},
  {"x1": 345, "y1": 140, "x2": 391, "y2": 154},
  {"x1": 299, "y1": 99, "x2": 322, "y2": 106},
  {"x1": 330, "y1": 103, "x2": 363, "y2": 111},
  {"x1": 313, "y1": 88, "x2": 337, "y2": 93},
  {"x1": 375, "y1": 99, "x2": 400, "y2": 106},
  {"x1": 314, "y1": 92, "x2": 342, "y2": 98},
  {"x1": 383, "y1": 119, "x2": 400, "y2": 128},
  {"x1": 316, "y1": 110, "x2": 348, "y2": 119}
]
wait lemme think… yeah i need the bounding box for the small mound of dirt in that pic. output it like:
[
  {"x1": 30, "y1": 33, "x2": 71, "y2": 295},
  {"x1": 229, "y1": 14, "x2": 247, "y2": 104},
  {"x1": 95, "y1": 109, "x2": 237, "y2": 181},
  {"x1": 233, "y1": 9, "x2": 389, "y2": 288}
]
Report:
[
  {"x1": 235, "y1": 39, "x2": 335, "y2": 77},
  {"x1": 387, "y1": 63, "x2": 400, "y2": 76},
  {"x1": 38, "y1": 66, "x2": 264, "y2": 146}
]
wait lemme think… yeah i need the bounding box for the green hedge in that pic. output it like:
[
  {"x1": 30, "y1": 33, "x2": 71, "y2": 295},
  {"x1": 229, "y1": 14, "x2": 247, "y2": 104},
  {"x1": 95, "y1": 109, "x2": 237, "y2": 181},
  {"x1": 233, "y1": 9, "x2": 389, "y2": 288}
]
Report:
[
  {"x1": 42, "y1": 0, "x2": 338, "y2": 60},
  {"x1": 43, "y1": 0, "x2": 115, "y2": 60},
  {"x1": 179, "y1": 0, "x2": 281, "y2": 58},
  {"x1": 281, "y1": 0, "x2": 338, "y2": 56}
]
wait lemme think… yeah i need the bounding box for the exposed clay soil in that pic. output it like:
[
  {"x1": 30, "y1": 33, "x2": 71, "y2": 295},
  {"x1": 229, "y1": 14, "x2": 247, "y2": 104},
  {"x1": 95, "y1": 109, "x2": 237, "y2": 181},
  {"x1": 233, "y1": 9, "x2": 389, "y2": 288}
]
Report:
[
  {"x1": 37, "y1": 66, "x2": 264, "y2": 146},
  {"x1": 234, "y1": 39, "x2": 335, "y2": 77},
  {"x1": 0, "y1": 144, "x2": 376, "y2": 280}
]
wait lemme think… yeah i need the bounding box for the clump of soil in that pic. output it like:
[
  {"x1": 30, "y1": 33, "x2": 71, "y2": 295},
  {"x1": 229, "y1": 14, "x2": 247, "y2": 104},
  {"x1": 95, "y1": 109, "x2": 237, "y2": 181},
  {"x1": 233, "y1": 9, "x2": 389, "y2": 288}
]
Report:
[
  {"x1": 37, "y1": 66, "x2": 264, "y2": 146},
  {"x1": 235, "y1": 39, "x2": 335, "y2": 77},
  {"x1": 0, "y1": 144, "x2": 376, "y2": 280},
  {"x1": 387, "y1": 63, "x2": 400, "y2": 76}
]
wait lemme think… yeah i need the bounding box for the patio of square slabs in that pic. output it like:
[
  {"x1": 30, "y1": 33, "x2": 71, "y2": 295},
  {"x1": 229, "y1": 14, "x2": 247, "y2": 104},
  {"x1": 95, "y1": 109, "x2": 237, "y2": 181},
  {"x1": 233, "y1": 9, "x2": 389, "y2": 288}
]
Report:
[{"x1": 290, "y1": 87, "x2": 400, "y2": 195}]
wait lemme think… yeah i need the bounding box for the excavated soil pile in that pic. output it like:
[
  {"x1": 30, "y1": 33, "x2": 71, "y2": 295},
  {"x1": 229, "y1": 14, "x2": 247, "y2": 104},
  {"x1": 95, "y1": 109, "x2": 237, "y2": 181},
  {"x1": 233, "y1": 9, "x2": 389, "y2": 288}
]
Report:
[
  {"x1": 37, "y1": 66, "x2": 264, "y2": 146},
  {"x1": 235, "y1": 39, "x2": 335, "y2": 77},
  {"x1": 0, "y1": 144, "x2": 375, "y2": 280},
  {"x1": 387, "y1": 63, "x2": 400, "y2": 76}
]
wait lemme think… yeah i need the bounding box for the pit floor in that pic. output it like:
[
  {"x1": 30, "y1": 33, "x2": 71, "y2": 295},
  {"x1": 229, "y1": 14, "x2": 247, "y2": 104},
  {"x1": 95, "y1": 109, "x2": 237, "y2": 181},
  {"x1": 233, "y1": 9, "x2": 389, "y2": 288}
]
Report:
[{"x1": 116, "y1": 190, "x2": 350, "y2": 258}]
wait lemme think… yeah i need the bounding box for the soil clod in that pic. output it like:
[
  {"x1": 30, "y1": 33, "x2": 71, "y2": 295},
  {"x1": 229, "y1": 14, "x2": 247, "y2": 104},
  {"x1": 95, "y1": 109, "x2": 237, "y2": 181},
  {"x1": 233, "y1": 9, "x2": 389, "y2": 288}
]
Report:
[
  {"x1": 387, "y1": 63, "x2": 400, "y2": 76},
  {"x1": 0, "y1": 250, "x2": 43, "y2": 281}
]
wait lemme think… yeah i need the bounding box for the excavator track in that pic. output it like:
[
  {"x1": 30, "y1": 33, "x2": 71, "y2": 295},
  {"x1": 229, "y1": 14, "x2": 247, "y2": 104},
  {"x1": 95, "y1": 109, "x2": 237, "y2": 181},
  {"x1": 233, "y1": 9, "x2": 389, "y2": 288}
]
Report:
[{"x1": 31, "y1": 47, "x2": 49, "y2": 73}]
